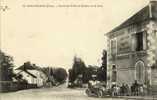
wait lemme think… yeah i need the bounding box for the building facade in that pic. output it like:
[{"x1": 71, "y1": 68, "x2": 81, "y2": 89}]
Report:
[
  {"x1": 16, "y1": 62, "x2": 47, "y2": 87},
  {"x1": 106, "y1": 1, "x2": 157, "y2": 87},
  {"x1": 16, "y1": 70, "x2": 47, "y2": 87}
]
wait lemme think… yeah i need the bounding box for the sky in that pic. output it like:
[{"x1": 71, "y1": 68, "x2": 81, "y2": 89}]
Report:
[{"x1": 0, "y1": 0, "x2": 149, "y2": 69}]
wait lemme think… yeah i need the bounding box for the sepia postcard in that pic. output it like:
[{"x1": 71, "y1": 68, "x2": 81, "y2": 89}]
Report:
[{"x1": 0, "y1": 0, "x2": 157, "y2": 100}]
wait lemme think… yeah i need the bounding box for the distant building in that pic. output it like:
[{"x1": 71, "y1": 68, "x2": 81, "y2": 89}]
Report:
[
  {"x1": 106, "y1": 1, "x2": 157, "y2": 87},
  {"x1": 16, "y1": 63, "x2": 47, "y2": 87},
  {"x1": 16, "y1": 70, "x2": 46, "y2": 87}
]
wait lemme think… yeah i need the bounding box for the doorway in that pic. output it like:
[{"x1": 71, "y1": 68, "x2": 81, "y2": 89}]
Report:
[{"x1": 135, "y1": 60, "x2": 145, "y2": 84}]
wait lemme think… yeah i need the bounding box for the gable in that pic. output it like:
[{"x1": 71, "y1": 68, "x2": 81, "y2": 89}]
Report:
[{"x1": 107, "y1": 1, "x2": 157, "y2": 34}]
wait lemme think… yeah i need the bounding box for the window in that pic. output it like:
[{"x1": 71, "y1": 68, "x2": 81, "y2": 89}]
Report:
[
  {"x1": 110, "y1": 38, "x2": 117, "y2": 56},
  {"x1": 136, "y1": 32, "x2": 143, "y2": 51},
  {"x1": 112, "y1": 65, "x2": 117, "y2": 82},
  {"x1": 132, "y1": 31, "x2": 147, "y2": 51}
]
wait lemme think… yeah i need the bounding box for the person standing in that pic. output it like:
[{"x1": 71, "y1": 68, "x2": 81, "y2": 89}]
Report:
[
  {"x1": 133, "y1": 80, "x2": 139, "y2": 96},
  {"x1": 125, "y1": 84, "x2": 130, "y2": 96}
]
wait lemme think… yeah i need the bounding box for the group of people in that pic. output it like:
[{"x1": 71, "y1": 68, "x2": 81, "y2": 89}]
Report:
[{"x1": 111, "y1": 80, "x2": 147, "y2": 96}]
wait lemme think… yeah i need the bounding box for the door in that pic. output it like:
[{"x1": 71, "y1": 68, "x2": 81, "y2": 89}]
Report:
[{"x1": 135, "y1": 61, "x2": 145, "y2": 84}]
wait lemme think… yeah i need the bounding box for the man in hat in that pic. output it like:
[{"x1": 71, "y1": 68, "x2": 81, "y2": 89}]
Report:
[{"x1": 88, "y1": 74, "x2": 100, "y2": 93}]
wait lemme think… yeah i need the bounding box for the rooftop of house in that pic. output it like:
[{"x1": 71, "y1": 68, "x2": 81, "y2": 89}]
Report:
[
  {"x1": 16, "y1": 64, "x2": 36, "y2": 70},
  {"x1": 106, "y1": 1, "x2": 157, "y2": 35},
  {"x1": 16, "y1": 62, "x2": 40, "y2": 71},
  {"x1": 24, "y1": 70, "x2": 37, "y2": 78},
  {"x1": 16, "y1": 69, "x2": 37, "y2": 78},
  {"x1": 15, "y1": 62, "x2": 42, "y2": 78}
]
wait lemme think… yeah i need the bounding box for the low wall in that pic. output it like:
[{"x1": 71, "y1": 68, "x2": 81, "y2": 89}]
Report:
[{"x1": 0, "y1": 81, "x2": 38, "y2": 92}]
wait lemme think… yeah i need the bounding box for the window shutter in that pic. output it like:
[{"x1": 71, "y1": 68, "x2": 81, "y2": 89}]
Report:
[
  {"x1": 131, "y1": 34, "x2": 136, "y2": 51},
  {"x1": 143, "y1": 32, "x2": 147, "y2": 50}
]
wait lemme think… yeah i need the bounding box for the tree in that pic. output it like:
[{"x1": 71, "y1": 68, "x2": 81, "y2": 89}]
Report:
[
  {"x1": 41, "y1": 67, "x2": 67, "y2": 86},
  {"x1": 53, "y1": 68, "x2": 67, "y2": 84},
  {"x1": 101, "y1": 50, "x2": 107, "y2": 69},
  {"x1": 68, "y1": 68, "x2": 75, "y2": 83},
  {"x1": 83, "y1": 65, "x2": 97, "y2": 83},
  {"x1": 69, "y1": 56, "x2": 87, "y2": 83},
  {"x1": 0, "y1": 50, "x2": 15, "y2": 92},
  {"x1": 98, "y1": 49, "x2": 107, "y2": 82},
  {"x1": 73, "y1": 56, "x2": 86, "y2": 76},
  {"x1": 0, "y1": 50, "x2": 15, "y2": 81}
]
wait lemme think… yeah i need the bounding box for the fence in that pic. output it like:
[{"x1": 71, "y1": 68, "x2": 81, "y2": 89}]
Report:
[{"x1": 0, "y1": 81, "x2": 38, "y2": 92}]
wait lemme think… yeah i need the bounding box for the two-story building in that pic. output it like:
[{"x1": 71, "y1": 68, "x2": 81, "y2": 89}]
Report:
[
  {"x1": 16, "y1": 62, "x2": 47, "y2": 87},
  {"x1": 106, "y1": 1, "x2": 157, "y2": 88}
]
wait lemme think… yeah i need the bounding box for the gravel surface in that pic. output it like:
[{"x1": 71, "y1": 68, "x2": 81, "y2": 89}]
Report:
[{"x1": 0, "y1": 84, "x2": 125, "y2": 100}]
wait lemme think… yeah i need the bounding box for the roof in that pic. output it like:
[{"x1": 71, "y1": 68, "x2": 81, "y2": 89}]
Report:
[
  {"x1": 107, "y1": 1, "x2": 157, "y2": 34},
  {"x1": 17, "y1": 70, "x2": 37, "y2": 78},
  {"x1": 16, "y1": 62, "x2": 37, "y2": 70},
  {"x1": 24, "y1": 70, "x2": 37, "y2": 78},
  {"x1": 16, "y1": 65, "x2": 36, "y2": 70}
]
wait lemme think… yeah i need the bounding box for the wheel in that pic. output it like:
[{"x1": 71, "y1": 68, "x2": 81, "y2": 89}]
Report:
[
  {"x1": 97, "y1": 90, "x2": 103, "y2": 98},
  {"x1": 85, "y1": 89, "x2": 91, "y2": 97}
]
